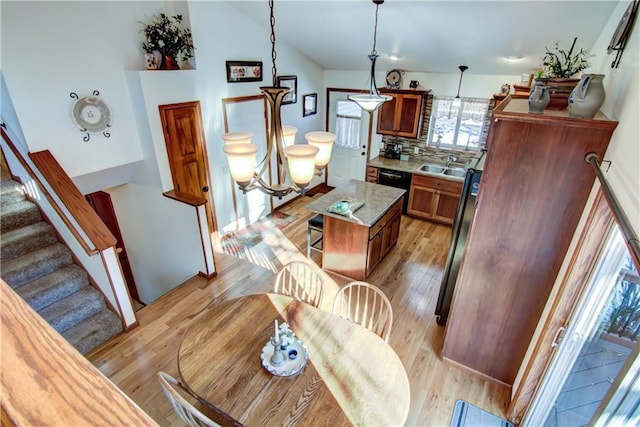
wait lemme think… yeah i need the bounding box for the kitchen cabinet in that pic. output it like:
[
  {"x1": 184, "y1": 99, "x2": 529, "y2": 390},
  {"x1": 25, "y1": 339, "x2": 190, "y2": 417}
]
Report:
[
  {"x1": 407, "y1": 174, "x2": 462, "y2": 225},
  {"x1": 366, "y1": 202, "x2": 402, "y2": 276},
  {"x1": 376, "y1": 89, "x2": 428, "y2": 139},
  {"x1": 366, "y1": 166, "x2": 379, "y2": 183},
  {"x1": 441, "y1": 97, "x2": 618, "y2": 386}
]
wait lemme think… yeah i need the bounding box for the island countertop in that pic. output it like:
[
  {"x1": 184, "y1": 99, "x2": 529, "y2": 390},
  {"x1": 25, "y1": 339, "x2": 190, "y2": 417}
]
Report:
[{"x1": 306, "y1": 179, "x2": 406, "y2": 227}]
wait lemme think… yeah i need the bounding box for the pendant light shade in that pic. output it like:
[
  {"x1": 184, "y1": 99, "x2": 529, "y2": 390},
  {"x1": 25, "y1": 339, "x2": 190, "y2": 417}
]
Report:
[
  {"x1": 284, "y1": 144, "x2": 319, "y2": 188},
  {"x1": 348, "y1": 0, "x2": 392, "y2": 113},
  {"x1": 223, "y1": 143, "x2": 258, "y2": 186},
  {"x1": 222, "y1": 132, "x2": 253, "y2": 146},
  {"x1": 282, "y1": 126, "x2": 297, "y2": 147},
  {"x1": 305, "y1": 131, "x2": 336, "y2": 168}
]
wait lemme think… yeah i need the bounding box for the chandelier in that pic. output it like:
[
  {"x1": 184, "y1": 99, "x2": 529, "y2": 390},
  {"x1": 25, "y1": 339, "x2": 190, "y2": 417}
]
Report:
[
  {"x1": 348, "y1": 0, "x2": 392, "y2": 113},
  {"x1": 222, "y1": 0, "x2": 335, "y2": 199}
]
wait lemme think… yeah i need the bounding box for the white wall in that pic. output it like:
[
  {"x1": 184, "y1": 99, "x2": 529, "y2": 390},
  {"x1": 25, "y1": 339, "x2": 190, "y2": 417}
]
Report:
[{"x1": 591, "y1": 0, "x2": 640, "y2": 236}]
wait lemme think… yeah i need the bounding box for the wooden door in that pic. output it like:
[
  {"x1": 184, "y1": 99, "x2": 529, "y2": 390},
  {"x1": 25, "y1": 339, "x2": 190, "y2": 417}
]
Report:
[
  {"x1": 159, "y1": 101, "x2": 217, "y2": 232},
  {"x1": 85, "y1": 191, "x2": 140, "y2": 303}
]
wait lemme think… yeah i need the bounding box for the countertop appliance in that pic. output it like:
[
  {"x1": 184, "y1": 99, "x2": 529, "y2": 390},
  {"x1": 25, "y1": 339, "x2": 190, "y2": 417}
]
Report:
[
  {"x1": 377, "y1": 167, "x2": 411, "y2": 214},
  {"x1": 435, "y1": 149, "x2": 486, "y2": 326}
]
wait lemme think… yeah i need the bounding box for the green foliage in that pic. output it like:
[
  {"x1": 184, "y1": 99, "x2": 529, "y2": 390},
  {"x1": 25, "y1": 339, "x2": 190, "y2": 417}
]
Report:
[
  {"x1": 541, "y1": 37, "x2": 592, "y2": 78},
  {"x1": 606, "y1": 257, "x2": 640, "y2": 341},
  {"x1": 141, "y1": 13, "x2": 194, "y2": 61}
]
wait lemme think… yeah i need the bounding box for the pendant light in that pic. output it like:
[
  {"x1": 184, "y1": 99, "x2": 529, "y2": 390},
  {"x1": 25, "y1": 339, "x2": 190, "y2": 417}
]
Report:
[
  {"x1": 348, "y1": 0, "x2": 392, "y2": 113},
  {"x1": 222, "y1": 0, "x2": 335, "y2": 199},
  {"x1": 452, "y1": 65, "x2": 468, "y2": 108}
]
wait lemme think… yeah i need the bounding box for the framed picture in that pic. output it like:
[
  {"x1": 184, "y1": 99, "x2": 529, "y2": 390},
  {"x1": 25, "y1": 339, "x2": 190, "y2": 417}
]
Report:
[
  {"x1": 226, "y1": 61, "x2": 263, "y2": 83},
  {"x1": 303, "y1": 93, "x2": 317, "y2": 117},
  {"x1": 276, "y1": 75, "x2": 297, "y2": 104}
]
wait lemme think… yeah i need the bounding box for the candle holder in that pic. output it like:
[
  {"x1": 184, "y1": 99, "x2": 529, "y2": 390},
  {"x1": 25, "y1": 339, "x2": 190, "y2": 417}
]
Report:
[{"x1": 270, "y1": 337, "x2": 285, "y2": 366}]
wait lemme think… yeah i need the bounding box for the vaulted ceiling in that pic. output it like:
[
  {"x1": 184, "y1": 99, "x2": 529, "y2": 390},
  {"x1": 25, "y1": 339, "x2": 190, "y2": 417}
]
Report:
[{"x1": 229, "y1": 0, "x2": 619, "y2": 76}]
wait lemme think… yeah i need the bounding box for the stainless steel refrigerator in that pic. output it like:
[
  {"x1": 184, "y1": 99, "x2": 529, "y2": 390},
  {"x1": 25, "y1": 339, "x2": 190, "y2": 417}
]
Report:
[{"x1": 435, "y1": 149, "x2": 486, "y2": 326}]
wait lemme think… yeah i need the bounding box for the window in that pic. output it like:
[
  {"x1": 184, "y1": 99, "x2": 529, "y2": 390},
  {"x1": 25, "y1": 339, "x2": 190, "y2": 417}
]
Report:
[
  {"x1": 427, "y1": 97, "x2": 490, "y2": 150},
  {"x1": 334, "y1": 100, "x2": 361, "y2": 150}
]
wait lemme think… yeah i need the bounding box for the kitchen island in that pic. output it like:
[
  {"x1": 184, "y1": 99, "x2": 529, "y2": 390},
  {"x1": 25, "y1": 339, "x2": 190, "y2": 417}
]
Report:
[{"x1": 307, "y1": 180, "x2": 405, "y2": 280}]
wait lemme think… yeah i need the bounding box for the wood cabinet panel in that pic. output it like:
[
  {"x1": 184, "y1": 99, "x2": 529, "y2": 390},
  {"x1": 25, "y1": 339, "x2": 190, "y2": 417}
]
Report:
[
  {"x1": 408, "y1": 175, "x2": 462, "y2": 225},
  {"x1": 441, "y1": 98, "x2": 618, "y2": 385},
  {"x1": 366, "y1": 166, "x2": 379, "y2": 183},
  {"x1": 376, "y1": 90, "x2": 427, "y2": 139}
]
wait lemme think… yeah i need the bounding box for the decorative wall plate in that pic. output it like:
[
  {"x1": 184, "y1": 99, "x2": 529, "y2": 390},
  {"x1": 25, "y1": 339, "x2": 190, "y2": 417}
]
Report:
[
  {"x1": 386, "y1": 69, "x2": 402, "y2": 89},
  {"x1": 72, "y1": 95, "x2": 112, "y2": 133}
]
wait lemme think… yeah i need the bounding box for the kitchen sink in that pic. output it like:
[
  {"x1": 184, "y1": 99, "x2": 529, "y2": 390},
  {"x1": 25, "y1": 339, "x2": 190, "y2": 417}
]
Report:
[
  {"x1": 416, "y1": 163, "x2": 466, "y2": 179},
  {"x1": 418, "y1": 164, "x2": 445, "y2": 174},
  {"x1": 443, "y1": 168, "x2": 466, "y2": 177}
]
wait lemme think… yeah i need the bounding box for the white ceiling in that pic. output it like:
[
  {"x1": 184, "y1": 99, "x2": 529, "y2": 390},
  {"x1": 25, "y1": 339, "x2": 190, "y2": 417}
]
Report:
[{"x1": 228, "y1": 0, "x2": 619, "y2": 76}]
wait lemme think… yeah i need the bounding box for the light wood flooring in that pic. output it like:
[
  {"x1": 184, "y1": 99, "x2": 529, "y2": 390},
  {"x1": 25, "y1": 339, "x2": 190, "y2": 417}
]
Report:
[{"x1": 88, "y1": 194, "x2": 511, "y2": 426}]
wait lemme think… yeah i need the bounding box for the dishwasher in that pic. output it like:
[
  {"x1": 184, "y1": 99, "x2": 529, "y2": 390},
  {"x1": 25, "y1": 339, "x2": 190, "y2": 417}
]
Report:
[{"x1": 377, "y1": 168, "x2": 411, "y2": 214}]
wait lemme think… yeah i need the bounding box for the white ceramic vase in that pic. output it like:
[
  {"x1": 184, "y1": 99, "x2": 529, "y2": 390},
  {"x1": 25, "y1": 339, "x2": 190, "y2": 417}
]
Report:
[{"x1": 568, "y1": 74, "x2": 606, "y2": 119}]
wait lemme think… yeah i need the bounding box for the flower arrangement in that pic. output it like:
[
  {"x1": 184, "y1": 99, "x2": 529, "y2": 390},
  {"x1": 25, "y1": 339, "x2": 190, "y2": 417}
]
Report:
[
  {"x1": 141, "y1": 13, "x2": 194, "y2": 63},
  {"x1": 540, "y1": 37, "x2": 592, "y2": 79}
]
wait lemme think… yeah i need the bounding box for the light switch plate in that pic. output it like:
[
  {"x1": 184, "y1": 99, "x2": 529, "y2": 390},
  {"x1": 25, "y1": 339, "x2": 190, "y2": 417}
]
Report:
[{"x1": 414, "y1": 147, "x2": 420, "y2": 155}]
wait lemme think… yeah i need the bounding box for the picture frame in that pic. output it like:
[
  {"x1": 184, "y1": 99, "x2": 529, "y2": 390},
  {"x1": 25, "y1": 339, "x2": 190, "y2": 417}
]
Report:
[
  {"x1": 276, "y1": 75, "x2": 297, "y2": 104},
  {"x1": 303, "y1": 93, "x2": 317, "y2": 117},
  {"x1": 226, "y1": 61, "x2": 263, "y2": 83}
]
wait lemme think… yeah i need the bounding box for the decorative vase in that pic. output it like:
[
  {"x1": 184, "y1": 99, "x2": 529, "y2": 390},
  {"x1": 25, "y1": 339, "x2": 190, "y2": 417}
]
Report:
[
  {"x1": 528, "y1": 80, "x2": 550, "y2": 114},
  {"x1": 161, "y1": 55, "x2": 180, "y2": 70},
  {"x1": 568, "y1": 74, "x2": 606, "y2": 119}
]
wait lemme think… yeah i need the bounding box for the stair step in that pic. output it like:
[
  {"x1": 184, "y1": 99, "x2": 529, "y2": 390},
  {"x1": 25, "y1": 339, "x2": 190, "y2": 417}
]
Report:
[
  {"x1": 1, "y1": 221, "x2": 58, "y2": 262},
  {"x1": 2, "y1": 243, "x2": 73, "y2": 289},
  {"x1": 15, "y1": 265, "x2": 89, "y2": 312},
  {"x1": 0, "y1": 179, "x2": 26, "y2": 206},
  {"x1": 1, "y1": 199, "x2": 42, "y2": 233},
  {"x1": 63, "y1": 309, "x2": 123, "y2": 355},
  {"x1": 39, "y1": 287, "x2": 106, "y2": 334}
]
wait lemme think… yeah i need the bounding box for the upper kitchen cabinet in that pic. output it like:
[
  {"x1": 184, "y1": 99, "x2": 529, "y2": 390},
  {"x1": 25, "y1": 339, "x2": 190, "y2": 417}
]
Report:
[
  {"x1": 376, "y1": 89, "x2": 429, "y2": 139},
  {"x1": 441, "y1": 97, "x2": 618, "y2": 386}
]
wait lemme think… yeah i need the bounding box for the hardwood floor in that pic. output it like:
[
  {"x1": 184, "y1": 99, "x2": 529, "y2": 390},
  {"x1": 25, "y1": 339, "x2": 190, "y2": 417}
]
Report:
[{"x1": 88, "y1": 194, "x2": 511, "y2": 426}]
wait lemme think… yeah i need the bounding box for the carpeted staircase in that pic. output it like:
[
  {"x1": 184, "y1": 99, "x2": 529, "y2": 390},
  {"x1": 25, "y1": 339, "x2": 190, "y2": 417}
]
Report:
[{"x1": 0, "y1": 173, "x2": 123, "y2": 355}]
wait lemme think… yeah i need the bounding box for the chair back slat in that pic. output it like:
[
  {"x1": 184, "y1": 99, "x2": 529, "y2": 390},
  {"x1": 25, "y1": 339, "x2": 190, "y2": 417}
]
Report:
[
  {"x1": 332, "y1": 281, "x2": 393, "y2": 342},
  {"x1": 274, "y1": 261, "x2": 325, "y2": 307}
]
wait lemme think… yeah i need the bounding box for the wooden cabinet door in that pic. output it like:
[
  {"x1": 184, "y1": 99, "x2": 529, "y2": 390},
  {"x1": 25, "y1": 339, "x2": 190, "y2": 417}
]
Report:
[
  {"x1": 433, "y1": 190, "x2": 461, "y2": 225},
  {"x1": 366, "y1": 232, "x2": 383, "y2": 275},
  {"x1": 376, "y1": 90, "x2": 426, "y2": 138},
  {"x1": 159, "y1": 101, "x2": 217, "y2": 232},
  {"x1": 407, "y1": 185, "x2": 436, "y2": 219}
]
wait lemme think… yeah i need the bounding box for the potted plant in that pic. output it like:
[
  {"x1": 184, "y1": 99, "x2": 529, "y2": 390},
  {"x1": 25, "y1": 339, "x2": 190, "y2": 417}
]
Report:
[
  {"x1": 535, "y1": 37, "x2": 592, "y2": 109},
  {"x1": 141, "y1": 13, "x2": 194, "y2": 70}
]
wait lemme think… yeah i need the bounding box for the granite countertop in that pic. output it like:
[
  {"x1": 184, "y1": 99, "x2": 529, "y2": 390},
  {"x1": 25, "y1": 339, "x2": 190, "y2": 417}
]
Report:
[
  {"x1": 367, "y1": 157, "x2": 465, "y2": 182},
  {"x1": 306, "y1": 180, "x2": 405, "y2": 227}
]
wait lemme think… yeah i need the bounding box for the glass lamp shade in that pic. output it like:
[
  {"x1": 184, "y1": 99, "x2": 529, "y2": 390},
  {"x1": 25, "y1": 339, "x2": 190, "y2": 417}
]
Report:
[
  {"x1": 284, "y1": 144, "x2": 319, "y2": 188},
  {"x1": 451, "y1": 97, "x2": 462, "y2": 108},
  {"x1": 348, "y1": 93, "x2": 393, "y2": 113},
  {"x1": 282, "y1": 126, "x2": 298, "y2": 147},
  {"x1": 221, "y1": 132, "x2": 253, "y2": 146},
  {"x1": 222, "y1": 143, "x2": 258, "y2": 186},
  {"x1": 305, "y1": 131, "x2": 336, "y2": 168}
]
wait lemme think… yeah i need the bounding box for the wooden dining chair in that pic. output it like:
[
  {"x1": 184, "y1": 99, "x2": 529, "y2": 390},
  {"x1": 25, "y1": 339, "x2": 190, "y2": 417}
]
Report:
[
  {"x1": 274, "y1": 260, "x2": 325, "y2": 307},
  {"x1": 332, "y1": 281, "x2": 393, "y2": 342},
  {"x1": 157, "y1": 371, "x2": 221, "y2": 427}
]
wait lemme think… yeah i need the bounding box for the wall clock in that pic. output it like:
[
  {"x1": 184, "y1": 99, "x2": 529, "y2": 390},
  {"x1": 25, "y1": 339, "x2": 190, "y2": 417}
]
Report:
[
  {"x1": 70, "y1": 91, "x2": 112, "y2": 142},
  {"x1": 386, "y1": 69, "x2": 403, "y2": 89},
  {"x1": 607, "y1": 0, "x2": 639, "y2": 68}
]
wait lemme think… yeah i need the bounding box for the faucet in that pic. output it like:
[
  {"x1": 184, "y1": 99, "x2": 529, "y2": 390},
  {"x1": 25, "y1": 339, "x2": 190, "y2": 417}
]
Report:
[{"x1": 446, "y1": 155, "x2": 458, "y2": 167}]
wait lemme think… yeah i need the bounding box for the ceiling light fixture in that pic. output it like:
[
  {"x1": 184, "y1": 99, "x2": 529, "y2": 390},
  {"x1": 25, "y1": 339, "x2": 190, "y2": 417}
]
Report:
[
  {"x1": 348, "y1": 0, "x2": 392, "y2": 113},
  {"x1": 222, "y1": 0, "x2": 335, "y2": 199},
  {"x1": 452, "y1": 65, "x2": 468, "y2": 108},
  {"x1": 389, "y1": 53, "x2": 401, "y2": 61}
]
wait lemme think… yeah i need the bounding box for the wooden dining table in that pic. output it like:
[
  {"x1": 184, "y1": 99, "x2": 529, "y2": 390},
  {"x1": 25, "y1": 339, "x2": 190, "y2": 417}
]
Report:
[{"x1": 178, "y1": 293, "x2": 410, "y2": 426}]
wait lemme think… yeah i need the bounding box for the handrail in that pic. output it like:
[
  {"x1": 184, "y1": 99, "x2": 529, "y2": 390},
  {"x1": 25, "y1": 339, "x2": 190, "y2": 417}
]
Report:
[
  {"x1": 1, "y1": 128, "x2": 116, "y2": 254},
  {"x1": 585, "y1": 152, "x2": 640, "y2": 268}
]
